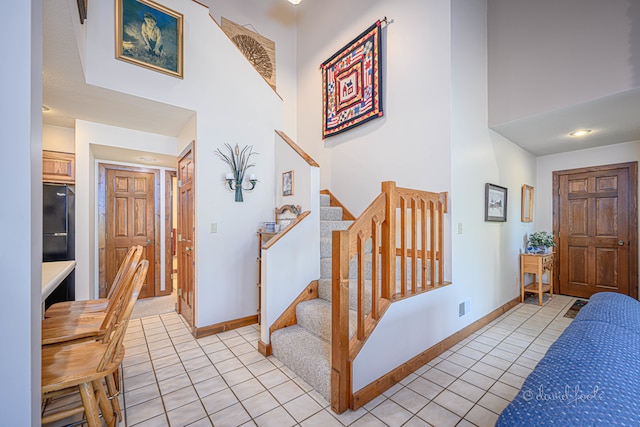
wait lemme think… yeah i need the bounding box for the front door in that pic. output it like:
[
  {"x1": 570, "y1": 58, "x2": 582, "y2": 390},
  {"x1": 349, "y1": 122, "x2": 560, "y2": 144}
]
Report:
[
  {"x1": 554, "y1": 162, "x2": 638, "y2": 299},
  {"x1": 177, "y1": 146, "x2": 195, "y2": 328},
  {"x1": 101, "y1": 165, "x2": 158, "y2": 299}
]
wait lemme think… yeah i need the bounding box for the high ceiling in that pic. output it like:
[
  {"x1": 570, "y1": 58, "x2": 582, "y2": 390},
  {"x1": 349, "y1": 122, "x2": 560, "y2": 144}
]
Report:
[{"x1": 43, "y1": 0, "x2": 640, "y2": 159}]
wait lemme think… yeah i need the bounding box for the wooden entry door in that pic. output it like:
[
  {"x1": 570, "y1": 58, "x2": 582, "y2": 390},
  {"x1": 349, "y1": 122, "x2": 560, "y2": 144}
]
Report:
[
  {"x1": 101, "y1": 165, "x2": 159, "y2": 299},
  {"x1": 177, "y1": 146, "x2": 195, "y2": 327},
  {"x1": 553, "y1": 162, "x2": 638, "y2": 299}
]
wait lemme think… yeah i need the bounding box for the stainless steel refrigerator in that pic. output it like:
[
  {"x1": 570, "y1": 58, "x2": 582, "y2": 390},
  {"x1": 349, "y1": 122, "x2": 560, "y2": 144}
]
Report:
[{"x1": 43, "y1": 183, "x2": 75, "y2": 307}]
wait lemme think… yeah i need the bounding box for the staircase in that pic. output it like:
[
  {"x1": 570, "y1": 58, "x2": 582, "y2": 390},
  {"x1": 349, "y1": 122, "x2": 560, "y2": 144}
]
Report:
[
  {"x1": 271, "y1": 193, "x2": 355, "y2": 401},
  {"x1": 269, "y1": 184, "x2": 449, "y2": 412}
]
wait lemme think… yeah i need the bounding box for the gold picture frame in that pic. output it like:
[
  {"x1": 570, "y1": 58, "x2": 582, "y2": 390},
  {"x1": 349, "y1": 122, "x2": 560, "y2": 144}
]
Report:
[
  {"x1": 116, "y1": 0, "x2": 184, "y2": 78},
  {"x1": 282, "y1": 170, "x2": 294, "y2": 197},
  {"x1": 521, "y1": 184, "x2": 534, "y2": 222}
]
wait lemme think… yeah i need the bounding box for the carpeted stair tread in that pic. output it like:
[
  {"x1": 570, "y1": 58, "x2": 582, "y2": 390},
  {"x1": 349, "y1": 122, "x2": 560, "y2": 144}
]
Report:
[
  {"x1": 271, "y1": 325, "x2": 331, "y2": 401},
  {"x1": 320, "y1": 253, "x2": 376, "y2": 280},
  {"x1": 320, "y1": 194, "x2": 331, "y2": 207},
  {"x1": 320, "y1": 206, "x2": 344, "y2": 221},
  {"x1": 320, "y1": 237, "x2": 332, "y2": 259},
  {"x1": 296, "y1": 298, "x2": 357, "y2": 342},
  {"x1": 318, "y1": 279, "x2": 373, "y2": 315},
  {"x1": 320, "y1": 220, "x2": 353, "y2": 237},
  {"x1": 321, "y1": 236, "x2": 373, "y2": 259}
]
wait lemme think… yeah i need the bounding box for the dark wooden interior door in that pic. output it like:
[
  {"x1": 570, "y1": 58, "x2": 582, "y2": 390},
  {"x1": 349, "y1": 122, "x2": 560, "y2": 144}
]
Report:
[
  {"x1": 554, "y1": 162, "x2": 637, "y2": 299},
  {"x1": 106, "y1": 168, "x2": 156, "y2": 299},
  {"x1": 177, "y1": 147, "x2": 195, "y2": 327}
]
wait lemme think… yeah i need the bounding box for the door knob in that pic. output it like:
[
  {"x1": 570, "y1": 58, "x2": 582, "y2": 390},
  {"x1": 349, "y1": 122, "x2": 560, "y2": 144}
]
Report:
[
  {"x1": 185, "y1": 247, "x2": 192, "y2": 251},
  {"x1": 145, "y1": 239, "x2": 152, "y2": 245},
  {"x1": 618, "y1": 240, "x2": 624, "y2": 246}
]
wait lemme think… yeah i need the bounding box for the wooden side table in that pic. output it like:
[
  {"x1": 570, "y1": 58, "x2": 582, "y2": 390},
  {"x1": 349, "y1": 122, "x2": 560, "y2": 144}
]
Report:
[{"x1": 520, "y1": 253, "x2": 554, "y2": 306}]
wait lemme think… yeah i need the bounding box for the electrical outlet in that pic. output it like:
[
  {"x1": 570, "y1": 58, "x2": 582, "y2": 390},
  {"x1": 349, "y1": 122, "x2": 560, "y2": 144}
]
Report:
[
  {"x1": 457, "y1": 223, "x2": 463, "y2": 234},
  {"x1": 210, "y1": 223, "x2": 217, "y2": 233}
]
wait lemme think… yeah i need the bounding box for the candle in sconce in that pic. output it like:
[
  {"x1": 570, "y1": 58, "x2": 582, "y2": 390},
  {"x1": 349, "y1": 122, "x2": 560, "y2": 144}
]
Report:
[
  {"x1": 225, "y1": 173, "x2": 234, "y2": 180},
  {"x1": 249, "y1": 174, "x2": 257, "y2": 181}
]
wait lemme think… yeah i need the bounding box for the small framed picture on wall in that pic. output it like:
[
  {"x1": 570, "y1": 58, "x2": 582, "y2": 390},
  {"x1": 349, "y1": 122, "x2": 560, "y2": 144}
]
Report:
[
  {"x1": 282, "y1": 170, "x2": 294, "y2": 196},
  {"x1": 485, "y1": 183, "x2": 508, "y2": 222}
]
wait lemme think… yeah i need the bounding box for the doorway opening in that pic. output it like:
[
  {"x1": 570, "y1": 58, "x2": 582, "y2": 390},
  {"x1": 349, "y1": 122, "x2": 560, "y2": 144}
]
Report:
[{"x1": 98, "y1": 162, "x2": 179, "y2": 318}]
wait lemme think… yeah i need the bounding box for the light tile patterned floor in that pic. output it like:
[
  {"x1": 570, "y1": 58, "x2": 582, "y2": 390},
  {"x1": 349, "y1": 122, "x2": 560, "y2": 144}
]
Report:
[{"x1": 118, "y1": 295, "x2": 576, "y2": 427}]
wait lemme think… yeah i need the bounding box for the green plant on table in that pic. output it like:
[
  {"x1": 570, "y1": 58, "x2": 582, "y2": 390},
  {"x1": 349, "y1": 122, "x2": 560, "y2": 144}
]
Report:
[{"x1": 528, "y1": 231, "x2": 556, "y2": 248}]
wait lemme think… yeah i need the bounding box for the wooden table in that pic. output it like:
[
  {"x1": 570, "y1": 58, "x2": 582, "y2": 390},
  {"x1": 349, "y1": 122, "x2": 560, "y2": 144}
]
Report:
[
  {"x1": 520, "y1": 253, "x2": 553, "y2": 306},
  {"x1": 42, "y1": 260, "x2": 76, "y2": 301}
]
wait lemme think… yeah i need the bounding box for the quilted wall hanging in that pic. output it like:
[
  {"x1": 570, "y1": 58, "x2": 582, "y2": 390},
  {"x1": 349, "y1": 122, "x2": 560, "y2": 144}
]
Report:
[{"x1": 321, "y1": 21, "x2": 383, "y2": 139}]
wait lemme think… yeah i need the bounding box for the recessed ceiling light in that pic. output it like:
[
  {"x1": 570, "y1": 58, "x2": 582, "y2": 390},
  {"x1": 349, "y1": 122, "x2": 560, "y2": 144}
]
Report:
[
  {"x1": 288, "y1": 0, "x2": 302, "y2": 4},
  {"x1": 42, "y1": 105, "x2": 50, "y2": 112},
  {"x1": 569, "y1": 129, "x2": 592, "y2": 137},
  {"x1": 139, "y1": 156, "x2": 158, "y2": 162}
]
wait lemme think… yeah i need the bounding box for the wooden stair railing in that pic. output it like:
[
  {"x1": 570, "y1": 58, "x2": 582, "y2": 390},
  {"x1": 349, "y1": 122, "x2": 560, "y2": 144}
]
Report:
[{"x1": 331, "y1": 181, "x2": 449, "y2": 413}]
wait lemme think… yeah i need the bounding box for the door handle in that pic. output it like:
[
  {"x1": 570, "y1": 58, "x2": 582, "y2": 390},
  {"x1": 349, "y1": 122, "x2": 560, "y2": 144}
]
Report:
[
  {"x1": 618, "y1": 240, "x2": 624, "y2": 246},
  {"x1": 145, "y1": 239, "x2": 152, "y2": 246},
  {"x1": 185, "y1": 247, "x2": 192, "y2": 251}
]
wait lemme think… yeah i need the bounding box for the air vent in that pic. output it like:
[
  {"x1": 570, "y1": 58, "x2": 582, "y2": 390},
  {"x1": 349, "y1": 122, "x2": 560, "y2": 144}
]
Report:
[{"x1": 458, "y1": 299, "x2": 471, "y2": 317}]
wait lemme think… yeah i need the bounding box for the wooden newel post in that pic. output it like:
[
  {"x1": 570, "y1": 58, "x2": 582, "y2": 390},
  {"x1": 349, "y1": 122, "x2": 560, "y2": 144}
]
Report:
[
  {"x1": 381, "y1": 181, "x2": 397, "y2": 299},
  {"x1": 331, "y1": 229, "x2": 351, "y2": 413}
]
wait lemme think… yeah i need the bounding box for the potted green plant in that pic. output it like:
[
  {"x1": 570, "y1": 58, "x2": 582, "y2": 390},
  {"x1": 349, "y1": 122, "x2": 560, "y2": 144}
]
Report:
[{"x1": 527, "y1": 231, "x2": 556, "y2": 254}]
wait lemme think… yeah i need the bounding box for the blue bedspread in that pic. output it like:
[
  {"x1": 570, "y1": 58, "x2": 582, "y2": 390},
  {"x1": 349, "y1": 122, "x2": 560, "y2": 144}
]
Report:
[{"x1": 496, "y1": 292, "x2": 640, "y2": 426}]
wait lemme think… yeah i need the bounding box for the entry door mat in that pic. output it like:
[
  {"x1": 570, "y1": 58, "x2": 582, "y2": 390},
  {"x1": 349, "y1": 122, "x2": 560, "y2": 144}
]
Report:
[
  {"x1": 523, "y1": 293, "x2": 551, "y2": 306},
  {"x1": 564, "y1": 299, "x2": 588, "y2": 319}
]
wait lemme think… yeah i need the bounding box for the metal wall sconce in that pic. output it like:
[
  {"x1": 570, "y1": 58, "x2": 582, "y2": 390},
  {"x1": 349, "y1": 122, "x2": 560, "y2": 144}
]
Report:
[
  {"x1": 216, "y1": 143, "x2": 258, "y2": 202},
  {"x1": 225, "y1": 172, "x2": 258, "y2": 202}
]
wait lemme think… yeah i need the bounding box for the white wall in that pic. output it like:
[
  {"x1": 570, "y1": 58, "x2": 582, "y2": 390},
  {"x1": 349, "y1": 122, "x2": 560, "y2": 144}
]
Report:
[
  {"x1": 0, "y1": 1, "x2": 42, "y2": 424},
  {"x1": 43, "y1": 123, "x2": 75, "y2": 153},
  {"x1": 261, "y1": 208, "x2": 320, "y2": 342},
  {"x1": 352, "y1": 0, "x2": 538, "y2": 393},
  {"x1": 297, "y1": 0, "x2": 453, "y2": 210},
  {"x1": 81, "y1": 0, "x2": 282, "y2": 327},
  {"x1": 177, "y1": 115, "x2": 196, "y2": 155},
  {"x1": 451, "y1": 0, "x2": 536, "y2": 334},
  {"x1": 488, "y1": 0, "x2": 640, "y2": 126},
  {"x1": 274, "y1": 133, "x2": 315, "y2": 213},
  {"x1": 261, "y1": 134, "x2": 321, "y2": 342},
  {"x1": 202, "y1": 0, "x2": 298, "y2": 140},
  {"x1": 536, "y1": 139, "x2": 640, "y2": 233},
  {"x1": 65, "y1": 0, "x2": 86, "y2": 74}
]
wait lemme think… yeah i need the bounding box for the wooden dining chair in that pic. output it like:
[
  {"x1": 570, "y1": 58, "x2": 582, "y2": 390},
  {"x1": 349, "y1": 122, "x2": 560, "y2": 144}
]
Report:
[
  {"x1": 44, "y1": 245, "x2": 143, "y2": 318},
  {"x1": 41, "y1": 247, "x2": 145, "y2": 346},
  {"x1": 41, "y1": 260, "x2": 149, "y2": 427}
]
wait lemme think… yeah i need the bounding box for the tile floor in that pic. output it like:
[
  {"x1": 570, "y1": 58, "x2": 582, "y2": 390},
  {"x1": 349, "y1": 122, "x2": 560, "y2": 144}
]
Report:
[{"x1": 112, "y1": 294, "x2": 577, "y2": 427}]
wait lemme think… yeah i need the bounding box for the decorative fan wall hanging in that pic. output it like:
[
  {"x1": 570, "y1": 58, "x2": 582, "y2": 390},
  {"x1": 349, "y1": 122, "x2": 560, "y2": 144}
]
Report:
[{"x1": 221, "y1": 17, "x2": 276, "y2": 91}]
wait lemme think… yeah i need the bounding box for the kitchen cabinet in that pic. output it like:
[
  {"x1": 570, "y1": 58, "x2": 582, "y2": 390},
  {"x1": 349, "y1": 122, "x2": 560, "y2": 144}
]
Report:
[{"x1": 43, "y1": 150, "x2": 75, "y2": 184}]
